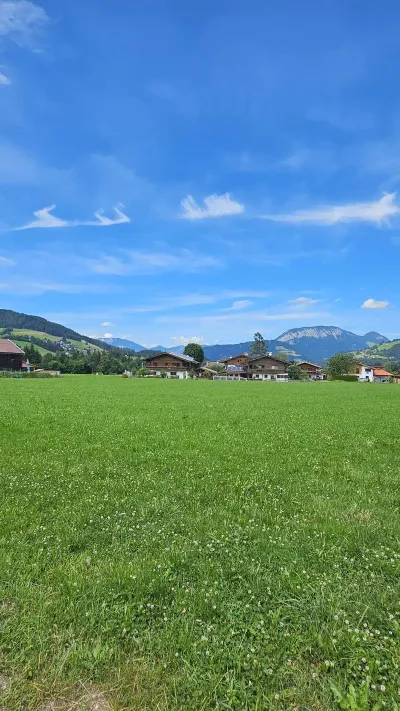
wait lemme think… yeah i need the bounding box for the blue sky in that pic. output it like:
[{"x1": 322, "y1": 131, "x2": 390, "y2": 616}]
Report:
[{"x1": 1, "y1": 0, "x2": 400, "y2": 346}]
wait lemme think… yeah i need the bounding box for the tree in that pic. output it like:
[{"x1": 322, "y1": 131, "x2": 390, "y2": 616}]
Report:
[
  {"x1": 288, "y1": 364, "x2": 303, "y2": 380},
  {"x1": 207, "y1": 362, "x2": 225, "y2": 374},
  {"x1": 249, "y1": 332, "x2": 268, "y2": 357},
  {"x1": 184, "y1": 343, "x2": 204, "y2": 363},
  {"x1": 326, "y1": 352, "x2": 356, "y2": 378}
]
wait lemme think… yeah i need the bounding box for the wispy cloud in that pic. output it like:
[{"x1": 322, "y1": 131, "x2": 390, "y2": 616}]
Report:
[
  {"x1": 101, "y1": 321, "x2": 114, "y2": 327},
  {"x1": 15, "y1": 204, "x2": 131, "y2": 230},
  {"x1": 180, "y1": 193, "x2": 244, "y2": 219},
  {"x1": 263, "y1": 193, "x2": 400, "y2": 226},
  {"x1": 0, "y1": 255, "x2": 16, "y2": 266},
  {"x1": 288, "y1": 296, "x2": 321, "y2": 306},
  {"x1": 157, "y1": 310, "x2": 331, "y2": 325},
  {"x1": 89, "y1": 249, "x2": 221, "y2": 276},
  {"x1": 361, "y1": 298, "x2": 390, "y2": 310},
  {"x1": 170, "y1": 336, "x2": 206, "y2": 345},
  {"x1": 221, "y1": 299, "x2": 253, "y2": 312},
  {"x1": 0, "y1": 71, "x2": 11, "y2": 85},
  {"x1": 0, "y1": 0, "x2": 48, "y2": 48},
  {"x1": 0, "y1": 280, "x2": 109, "y2": 296}
]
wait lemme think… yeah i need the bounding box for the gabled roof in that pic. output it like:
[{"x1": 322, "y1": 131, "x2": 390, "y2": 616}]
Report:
[
  {"x1": 249, "y1": 353, "x2": 287, "y2": 364},
  {"x1": 221, "y1": 353, "x2": 249, "y2": 363},
  {"x1": 145, "y1": 351, "x2": 197, "y2": 364},
  {"x1": 373, "y1": 367, "x2": 392, "y2": 376},
  {"x1": 0, "y1": 339, "x2": 25, "y2": 354},
  {"x1": 297, "y1": 361, "x2": 321, "y2": 369}
]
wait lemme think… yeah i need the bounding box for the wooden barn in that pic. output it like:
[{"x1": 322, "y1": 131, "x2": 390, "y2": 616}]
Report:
[{"x1": 0, "y1": 339, "x2": 25, "y2": 371}]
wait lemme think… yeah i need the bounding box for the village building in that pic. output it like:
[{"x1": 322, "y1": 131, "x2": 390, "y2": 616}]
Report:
[
  {"x1": 355, "y1": 363, "x2": 393, "y2": 383},
  {"x1": 246, "y1": 354, "x2": 288, "y2": 381},
  {"x1": 145, "y1": 352, "x2": 198, "y2": 378},
  {"x1": 219, "y1": 353, "x2": 288, "y2": 381},
  {"x1": 0, "y1": 339, "x2": 25, "y2": 371},
  {"x1": 297, "y1": 361, "x2": 325, "y2": 380},
  {"x1": 221, "y1": 353, "x2": 250, "y2": 378}
]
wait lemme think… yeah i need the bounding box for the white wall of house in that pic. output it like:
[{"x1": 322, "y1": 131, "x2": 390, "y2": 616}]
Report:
[
  {"x1": 251, "y1": 373, "x2": 288, "y2": 381},
  {"x1": 374, "y1": 374, "x2": 391, "y2": 383},
  {"x1": 358, "y1": 365, "x2": 374, "y2": 381},
  {"x1": 154, "y1": 369, "x2": 188, "y2": 379}
]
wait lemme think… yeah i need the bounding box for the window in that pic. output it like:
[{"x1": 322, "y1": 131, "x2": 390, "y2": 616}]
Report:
[{"x1": 271, "y1": 365, "x2": 278, "y2": 370}]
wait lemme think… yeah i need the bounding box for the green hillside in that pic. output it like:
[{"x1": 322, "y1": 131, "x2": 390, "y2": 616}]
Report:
[{"x1": 351, "y1": 339, "x2": 400, "y2": 363}]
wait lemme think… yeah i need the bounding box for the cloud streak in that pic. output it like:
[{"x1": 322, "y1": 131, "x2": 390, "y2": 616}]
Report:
[
  {"x1": 15, "y1": 204, "x2": 131, "y2": 230},
  {"x1": 288, "y1": 296, "x2": 321, "y2": 306},
  {"x1": 181, "y1": 192, "x2": 244, "y2": 219},
  {"x1": 0, "y1": 0, "x2": 48, "y2": 48},
  {"x1": 0, "y1": 72, "x2": 11, "y2": 85},
  {"x1": 361, "y1": 298, "x2": 390, "y2": 310},
  {"x1": 263, "y1": 193, "x2": 400, "y2": 226},
  {"x1": 89, "y1": 249, "x2": 221, "y2": 276}
]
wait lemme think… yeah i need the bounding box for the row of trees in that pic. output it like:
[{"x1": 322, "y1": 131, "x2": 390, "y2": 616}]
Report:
[{"x1": 24, "y1": 344, "x2": 143, "y2": 375}]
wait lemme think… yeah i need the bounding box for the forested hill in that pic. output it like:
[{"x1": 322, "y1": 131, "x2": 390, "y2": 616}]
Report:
[{"x1": 0, "y1": 309, "x2": 107, "y2": 350}]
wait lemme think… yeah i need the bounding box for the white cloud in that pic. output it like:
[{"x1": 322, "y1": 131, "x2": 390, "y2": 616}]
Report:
[
  {"x1": 220, "y1": 299, "x2": 253, "y2": 312},
  {"x1": 15, "y1": 203, "x2": 131, "y2": 230},
  {"x1": 180, "y1": 192, "x2": 244, "y2": 219},
  {"x1": 0, "y1": 255, "x2": 16, "y2": 266},
  {"x1": 18, "y1": 205, "x2": 69, "y2": 230},
  {"x1": 288, "y1": 296, "x2": 321, "y2": 306},
  {"x1": 89, "y1": 249, "x2": 221, "y2": 276},
  {"x1": 263, "y1": 193, "x2": 400, "y2": 226},
  {"x1": 361, "y1": 298, "x2": 390, "y2": 310},
  {"x1": 101, "y1": 321, "x2": 114, "y2": 327},
  {"x1": 103, "y1": 332, "x2": 113, "y2": 338},
  {"x1": 157, "y1": 310, "x2": 331, "y2": 325},
  {"x1": 0, "y1": 280, "x2": 107, "y2": 296},
  {"x1": 0, "y1": 0, "x2": 48, "y2": 47},
  {"x1": 170, "y1": 336, "x2": 206, "y2": 345},
  {"x1": 83, "y1": 204, "x2": 131, "y2": 227},
  {"x1": 0, "y1": 72, "x2": 10, "y2": 85}
]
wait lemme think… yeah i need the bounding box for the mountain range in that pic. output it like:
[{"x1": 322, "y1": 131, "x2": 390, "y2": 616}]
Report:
[{"x1": 100, "y1": 326, "x2": 389, "y2": 363}]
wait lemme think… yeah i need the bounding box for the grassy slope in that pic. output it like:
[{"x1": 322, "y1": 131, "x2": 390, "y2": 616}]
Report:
[
  {"x1": 353, "y1": 339, "x2": 400, "y2": 362},
  {"x1": 11, "y1": 339, "x2": 52, "y2": 356},
  {"x1": 8, "y1": 329, "x2": 103, "y2": 352},
  {"x1": 1, "y1": 379, "x2": 400, "y2": 710}
]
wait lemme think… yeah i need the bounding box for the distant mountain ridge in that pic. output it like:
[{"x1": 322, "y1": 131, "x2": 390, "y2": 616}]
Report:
[
  {"x1": 103, "y1": 326, "x2": 389, "y2": 362},
  {"x1": 200, "y1": 326, "x2": 389, "y2": 363},
  {"x1": 0, "y1": 312, "x2": 391, "y2": 364}
]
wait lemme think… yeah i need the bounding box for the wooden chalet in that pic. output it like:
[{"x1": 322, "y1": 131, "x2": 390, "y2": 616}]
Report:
[
  {"x1": 220, "y1": 353, "x2": 288, "y2": 381},
  {"x1": 0, "y1": 339, "x2": 25, "y2": 371},
  {"x1": 297, "y1": 361, "x2": 324, "y2": 380},
  {"x1": 246, "y1": 354, "x2": 288, "y2": 381},
  {"x1": 145, "y1": 352, "x2": 198, "y2": 378}
]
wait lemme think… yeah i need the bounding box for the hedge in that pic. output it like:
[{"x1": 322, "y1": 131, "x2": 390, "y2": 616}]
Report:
[{"x1": 328, "y1": 375, "x2": 359, "y2": 382}]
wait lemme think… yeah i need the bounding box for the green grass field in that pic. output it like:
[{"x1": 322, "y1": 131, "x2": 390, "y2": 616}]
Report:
[{"x1": 1, "y1": 378, "x2": 400, "y2": 710}]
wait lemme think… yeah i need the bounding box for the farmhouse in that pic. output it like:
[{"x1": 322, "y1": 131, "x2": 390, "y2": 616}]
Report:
[
  {"x1": 247, "y1": 354, "x2": 288, "y2": 381},
  {"x1": 297, "y1": 361, "x2": 325, "y2": 380},
  {"x1": 221, "y1": 353, "x2": 249, "y2": 377},
  {"x1": 219, "y1": 353, "x2": 288, "y2": 381},
  {"x1": 355, "y1": 363, "x2": 393, "y2": 382},
  {"x1": 0, "y1": 339, "x2": 25, "y2": 371},
  {"x1": 145, "y1": 352, "x2": 198, "y2": 378}
]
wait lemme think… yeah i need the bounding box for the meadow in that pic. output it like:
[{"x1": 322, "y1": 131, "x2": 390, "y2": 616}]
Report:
[{"x1": 1, "y1": 377, "x2": 400, "y2": 711}]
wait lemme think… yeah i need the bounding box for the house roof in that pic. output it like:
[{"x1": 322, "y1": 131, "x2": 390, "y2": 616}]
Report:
[
  {"x1": 221, "y1": 353, "x2": 249, "y2": 363},
  {"x1": 297, "y1": 361, "x2": 321, "y2": 369},
  {"x1": 0, "y1": 339, "x2": 25, "y2": 355},
  {"x1": 373, "y1": 367, "x2": 392, "y2": 376},
  {"x1": 249, "y1": 354, "x2": 287, "y2": 364},
  {"x1": 146, "y1": 351, "x2": 197, "y2": 364}
]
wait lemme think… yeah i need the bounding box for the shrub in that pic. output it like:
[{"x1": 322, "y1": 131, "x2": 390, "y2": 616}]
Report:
[{"x1": 328, "y1": 374, "x2": 359, "y2": 382}]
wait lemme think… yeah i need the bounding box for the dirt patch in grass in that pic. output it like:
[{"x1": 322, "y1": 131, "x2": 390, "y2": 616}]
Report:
[{"x1": 39, "y1": 685, "x2": 112, "y2": 711}]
